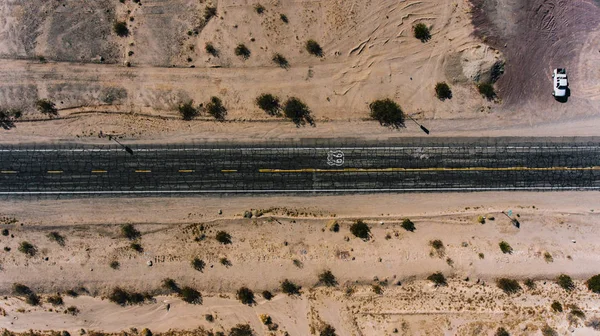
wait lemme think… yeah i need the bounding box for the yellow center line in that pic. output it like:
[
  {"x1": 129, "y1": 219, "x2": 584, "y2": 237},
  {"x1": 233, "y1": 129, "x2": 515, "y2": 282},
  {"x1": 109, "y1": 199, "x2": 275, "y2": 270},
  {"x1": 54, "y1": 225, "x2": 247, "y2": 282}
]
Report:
[
  {"x1": 135, "y1": 169, "x2": 151, "y2": 173},
  {"x1": 47, "y1": 170, "x2": 63, "y2": 174},
  {"x1": 1, "y1": 170, "x2": 18, "y2": 174},
  {"x1": 259, "y1": 166, "x2": 600, "y2": 173},
  {"x1": 178, "y1": 169, "x2": 195, "y2": 173},
  {"x1": 221, "y1": 169, "x2": 238, "y2": 173},
  {"x1": 91, "y1": 170, "x2": 107, "y2": 173}
]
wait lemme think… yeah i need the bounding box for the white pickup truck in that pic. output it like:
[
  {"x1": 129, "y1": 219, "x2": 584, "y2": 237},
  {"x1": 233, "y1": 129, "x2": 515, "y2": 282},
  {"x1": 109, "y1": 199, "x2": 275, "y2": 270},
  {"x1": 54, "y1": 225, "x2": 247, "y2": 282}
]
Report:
[{"x1": 552, "y1": 68, "x2": 568, "y2": 97}]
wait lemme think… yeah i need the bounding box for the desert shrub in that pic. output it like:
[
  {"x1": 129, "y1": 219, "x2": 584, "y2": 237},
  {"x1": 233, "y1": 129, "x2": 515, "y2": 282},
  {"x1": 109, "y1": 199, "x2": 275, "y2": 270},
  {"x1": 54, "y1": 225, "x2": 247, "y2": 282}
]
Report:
[
  {"x1": 205, "y1": 314, "x2": 214, "y2": 322},
  {"x1": 1, "y1": 228, "x2": 8, "y2": 236},
  {"x1": 113, "y1": 21, "x2": 129, "y2": 37},
  {"x1": 204, "y1": 6, "x2": 217, "y2": 21},
  {"x1": 320, "y1": 324, "x2": 337, "y2": 336},
  {"x1": 372, "y1": 284, "x2": 383, "y2": 294},
  {"x1": 229, "y1": 324, "x2": 253, "y2": 336},
  {"x1": 541, "y1": 325, "x2": 557, "y2": 336},
  {"x1": 280, "y1": 14, "x2": 288, "y2": 23},
  {"x1": 350, "y1": 220, "x2": 371, "y2": 240},
  {"x1": 108, "y1": 287, "x2": 130, "y2": 306},
  {"x1": 205, "y1": 43, "x2": 218, "y2": 57},
  {"x1": 306, "y1": 40, "x2": 323, "y2": 57},
  {"x1": 66, "y1": 306, "x2": 79, "y2": 316},
  {"x1": 191, "y1": 257, "x2": 205, "y2": 272},
  {"x1": 430, "y1": 239, "x2": 444, "y2": 250},
  {"x1": 179, "y1": 286, "x2": 202, "y2": 304},
  {"x1": 216, "y1": 231, "x2": 232, "y2": 244},
  {"x1": 478, "y1": 83, "x2": 496, "y2": 100},
  {"x1": 18, "y1": 241, "x2": 36, "y2": 256},
  {"x1": 13, "y1": 283, "x2": 33, "y2": 295},
  {"x1": 586, "y1": 274, "x2": 600, "y2": 293},
  {"x1": 499, "y1": 241, "x2": 513, "y2": 254},
  {"x1": 236, "y1": 287, "x2": 255, "y2": 305},
  {"x1": 281, "y1": 279, "x2": 301, "y2": 296},
  {"x1": 477, "y1": 215, "x2": 485, "y2": 224},
  {"x1": 47, "y1": 294, "x2": 64, "y2": 306},
  {"x1": 496, "y1": 278, "x2": 521, "y2": 294},
  {"x1": 26, "y1": 293, "x2": 40, "y2": 305},
  {"x1": 254, "y1": 4, "x2": 265, "y2": 14},
  {"x1": 262, "y1": 290, "x2": 273, "y2": 300},
  {"x1": 65, "y1": 289, "x2": 78, "y2": 297},
  {"x1": 292, "y1": 259, "x2": 303, "y2": 268},
  {"x1": 220, "y1": 257, "x2": 232, "y2": 266},
  {"x1": 178, "y1": 101, "x2": 199, "y2": 121},
  {"x1": 162, "y1": 278, "x2": 179, "y2": 293},
  {"x1": 570, "y1": 306, "x2": 585, "y2": 319},
  {"x1": 206, "y1": 96, "x2": 227, "y2": 121},
  {"x1": 128, "y1": 292, "x2": 145, "y2": 304},
  {"x1": 413, "y1": 23, "x2": 431, "y2": 42},
  {"x1": 0, "y1": 108, "x2": 22, "y2": 130},
  {"x1": 524, "y1": 278, "x2": 536, "y2": 289},
  {"x1": 478, "y1": 253, "x2": 485, "y2": 259},
  {"x1": 48, "y1": 231, "x2": 65, "y2": 246},
  {"x1": 272, "y1": 53, "x2": 289, "y2": 68},
  {"x1": 121, "y1": 224, "x2": 140, "y2": 240},
  {"x1": 369, "y1": 99, "x2": 405, "y2": 128},
  {"x1": 427, "y1": 272, "x2": 447, "y2": 286},
  {"x1": 140, "y1": 329, "x2": 152, "y2": 336},
  {"x1": 283, "y1": 97, "x2": 313, "y2": 126},
  {"x1": 36, "y1": 99, "x2": 58, "y2": 116},
  {"x1": 256, "y1": 93, "x2": 280, "y2": 116},
  {"x1": 551, "y1": 300, "x2": 563, "y2": 312},
  {"x1": 556, "y1": 274, "x2": 575, "y2": 291},
  {"x1": 318, "y1": 270, "x2": 337, "y2": 287},
  {"x1": 401, "y1": 218, "x2": 415, "y2": 232},
  {"x1": 435, "y1": 82, "x2": 452, "y2": 100},
  {"x1": 494, "y1": 327, "x2": 509, "y2": 336},
  {"x1": 544, "y1": 251, "x2": 553, "y2": 263},
  {"x1": 585, "y1": 316, "x2": 600, "y2": 330},
  {"x1": 130, "y1": 242, "x2": 143, "y2": 252},
  {"x1": 235, "y1": 44, "x2": 251, "y2": 59},
  {"x1": 109, "y1": 260, "x2": 120, "y2": 270}
]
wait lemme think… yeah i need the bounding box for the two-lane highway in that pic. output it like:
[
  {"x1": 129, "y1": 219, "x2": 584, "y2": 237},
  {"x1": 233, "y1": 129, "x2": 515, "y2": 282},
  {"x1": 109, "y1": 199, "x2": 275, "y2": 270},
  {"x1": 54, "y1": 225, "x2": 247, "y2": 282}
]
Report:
[{"x1": 1, "y1": 138, "x2": 600, "y2": 195}]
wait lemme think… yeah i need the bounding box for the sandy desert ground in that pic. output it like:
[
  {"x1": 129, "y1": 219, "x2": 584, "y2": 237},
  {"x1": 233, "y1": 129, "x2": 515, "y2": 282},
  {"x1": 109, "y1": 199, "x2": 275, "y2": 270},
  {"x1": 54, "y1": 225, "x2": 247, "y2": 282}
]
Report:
[{"x1": 2, "y1": 193, "x2": 600, "y2": 335}]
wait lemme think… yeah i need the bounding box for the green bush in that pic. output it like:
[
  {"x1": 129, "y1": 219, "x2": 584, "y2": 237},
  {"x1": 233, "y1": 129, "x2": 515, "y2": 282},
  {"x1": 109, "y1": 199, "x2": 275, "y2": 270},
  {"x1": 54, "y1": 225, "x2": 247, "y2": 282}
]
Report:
[
  {"x1": 66, "y1": 306, "x2": 79, "y2": 316},
  {"x1": 13, "y1": 283, "x2": 33, "y2": 295},
  {"x1": 427, "y1": 272, "x2": 447, "y2": 286},
  {"x1": 401, "y1": 218, "x2": 415, "y2": 232},
  {"x1": 256, "y1": 93, "x2": 281, "y2": 116},
  {"x1": 254, "y1": 4, "x2": 265, "y2": 14},
  {"x1": 494, "y1": 327, "x2": 509, "y2": 336},
  {"x1": 179, "y1": 286, "x2": 202, "y2": 304},
  {"x1": 349, "y1": 220, "x2": 371, "y2": 240},
  {"x1": 47, "y1": 294, "x2": 64, "y2": 306},
  {"x1": 369, "y1": 99, "x2": 405, "y2": 128},
  {"x1": 216, "y1": 231, "x2": 232, "y2": 244},
  {"x1": 283, "y1": 97, "x2": 313, "y2": 126},
  {"x1": 48, "y1": 231, "x2": 65, "y2": 246},
  {"x1": 306, "y1": 40, "x2": 323, "y2": 57},
  {"x1": 205, "y1": 43, "x2": 218, "y2": 57},
  {"x1": 320, "y1": 324, "x2": 337, "y2": 336},
  {"x1": 499, "y1": 241, "x2": 513, "y2": 254},
  {"x1": 204, "y1": 6, "x2": 217, "y2": 21},
  {"x1": 496, "y1": 278, "x2": 521, "y2": 294},
  {"x1": 413, "y1": 23, "x2": 431, "y2": 42},
  {"x1": 130, "y1": 242, "x2": 143, "y2": 253},
  {"x1": 235, "y1": 44, "x2": 251, "y2": 59},
  {"x1": 430, "y1": 239, "x2": 444, "y2": 250},
  {"x1": 586, "y1": 274, "x2": 600, "y2": 293},
  {"x1": 551, "y1": 300, "x2": 563, "y2": 312},
  {"x1": 36, "y1": 99, "x2": 58, "y2": 116},
  {"x1": 281, "y1": 279, "x2": 301, "y2": 295},
  {"x1": 435, "y1": 82, "x2": 452, "y2": 100},
  {"x1": 162, "y1": 278, "x2": 180, "y2": 293},
  {"x1": 236, "y1": 287, "x2": 255, "y2": 305},
  {"x1": 206, "y1": 96, "x2": 227, "y2": 121},
  {"x1": 18, "y1": 241, "x2": 37, "y2": 256},
  {"x1": 229, "y1": 324, "x2": 253, "y2": 336},
  {"x1": 478, "y1": 83, "x2": 496, "y2": 100},
  {"x1": 110, "y1": 260, "x2": 120, "y2": 270},
  {"x1": 220, "y1": 257, "x2": 232, "y2": 266},
  {"x1": 262, "y1": 290, "x2": 273, "y2": 300},
  {"x1": 26, "y1": 293, "x2": 40, "y2": 305},
  {"x1": 113, "y1": 21, "x2": 129, "y2": 37},
  {"x1": 191, "y1": 257, "x2": 205, "y2": 272},
  {"x1": 121, "y1": 224, "x2": 141, "y2": 240},
  {"x1": 318, "y1": 270, "x2": 337, "y2": 287},
  {"x1": 178, "y1": 100, "x2": 199, "y2": 121},
  {"x1": 272, "y1": 53, "x2": 289, "y2": 68},
  {"x1": 1, "y1": 228, "x2": 8, "y2": 236},
  {"x1": 280, "y1": 14, "x2": 288, "y2": 23},
  {"x1": 556, "y1": 274, "x2": 575, "y2": 291}
]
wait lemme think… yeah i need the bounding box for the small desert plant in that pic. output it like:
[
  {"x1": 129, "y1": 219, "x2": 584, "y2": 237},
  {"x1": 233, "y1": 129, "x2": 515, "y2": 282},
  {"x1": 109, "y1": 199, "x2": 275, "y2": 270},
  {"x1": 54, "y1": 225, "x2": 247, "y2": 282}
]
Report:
[
  {"x1": 235, "y1": 44, "x2": 251, "y2": 59},
  {"x1": 121, "y1": 224, "x2": 140, "y2": 240},
  {"x1": 586, "y1": 274, "x2": 600, "y2": 293},
  {"x1": 292, "y1": 259, "x2": 303, "y2": 268},
  {"x1": 220, "y1": 257, "x2": 232, "y2": 266},
  {"x1": 1, "y1": 228, "x2": 8, "y2": 236},
  {"x1": 494, "y1": 327, "x2": 509, "y2": 336},
  {"x1": 318, "y1": 270, "x2": 337, "y2": 287},
  {"x1": 556, "y1": 274, "x2": 575, "y2": 291},
  {"x1": 205, "y1": 43, "x2": 218, "y2": 57},
  {"x1": 281, "y1": 279, "x2": 301, "y2": 295},
  {"x1": 65, "y1": 289, "x2": 78, "y2": 297},
  {"x1": 191, "y1": 257, "x2": 205, "y2": 272},
  {"x1": 272, "y1": 53, "x2": 289, "y2": 68},
  {"x1": 306, "y1": 40, "x2": 323, "y2": 57},
  {"x1": 254, "y1": 4, "x2": 265, "y2": 14},
  {"x1": 140, "y1": 329, "x2": 152, "y2": 336},
  {"x1": 413, "y1": 23, "x2": 431, "y2": 42},
  {"x1": 66, "y1": 306, "x2": 79, "y2": 316},
  {"x1": 544, "y1": 251, "x2": 553, "y2": 262},
  {"x1": 13, "y1": 283, "x2": 33, "y2": 295},
  {"x1": 478, "y1": 83, "x2": 496, "y2": 100},
  {"x1": 110, "y1": 260, "x2": 120, "y2": 270},
  {"x1": 320, "y1": 324, "x2": 337, "y2": 336},
  {"x1": 349, "y1": 220, "x2": 371, "y2": 240},
  {"x1": 204, "y1": 6, "x2": 217, "y2": 21},
  {"x1": 427, "y1": 272, "x2": 447, "y2": 286},
  {"x1": 477, "y1": 215, "x2": 485, "y2": 224},
  {"x1": 47, "y1": 294, "x2": 64, "y2": 306},
  {"x1": 113, "y1": 21, "x2": 129, "y2": 37},
  {"x1": 280, "y1": 14, "x2": 288, "y2": 23},
  {"x1": 435, "y1": 82, "x2": 452, "y2": 100},
  {"x1": 478, "y1": 252, "x2": 485, "y2": 259},
  {"x1": 130, "y1": 242, "x2": 143, "y2": 252},
  {"x1": 108, "y1": 287, "x2": 131, "y2": 306},
  {"x1": 18, "y1": 241, "x2": 37, "y2": 256},
  {"x1": 401, "y1": 218, "x2": 415, "y2": 232},
  {"x1": 262, "y1": 290, "x2": 273, "y2": 300},
  {"x1": 496, "y1": 278, "x2": 521, "y2": 294},
  {"x1": 179, "y1": 286, "x2": 202, "y2": 304},
  {"x1": 372, "y1": 284, "x2": 383, "y2": 294},
  {"x1": 551, "y1": 300, "x2": 563, "y2": 312},
  {"x1": 283, "y1": 97, "x2": 313, "y2": 126},
  {"x1": 178, "y1": 100, "x2": 199, "y2": 121},
  {"x1": 524, "y1": 278, "x2": 536, "y2": 289},
  {"x1": 162, "y1": 278, "x2": 179, "y2": 292},
  {"x1": 541, "y1": 325, "x2": 557, "y2": 336},
  {"x1": 48, "y1": 231, "x2": 65, "y2": 246},
  {"x1": 36, "y1": 99, "x2": 58, "y2": 116},
  {"x1": 206, "y1": 96, "x2": 227, "y2": 121},
  {"x1": 585, "y1": 316, "x2": 600, "y2": 330},
  {"x1": 205, "y1": 314, "x2": 214, "y2": 322},
  {"x1": 256, "y1": 93, "x2": 281, "y2": 116},
  {"x1": 229, "y1": 324, "x2": 253, "y2": 336},
  {"x1": 570, "y1": 306, "x2": 586, "y2": 319},
  {"x1": 216, "y1": 231, "x2": 232, "y2": 244},
  {"x1": 499, "y1": 241, "x2": 513, "y2": 254},
  {"x1": 236, "y1": 287, "x2": 255, "y2": 305},
  {"x1": 26, "y1": 293, "x2": 41, "y2": 305},
  {"x1": 429, "y1": 239, "x2": 444, "y2": 257},
  {"x1": 369, "y1": 98, "x2": 405, "y2": 128}
]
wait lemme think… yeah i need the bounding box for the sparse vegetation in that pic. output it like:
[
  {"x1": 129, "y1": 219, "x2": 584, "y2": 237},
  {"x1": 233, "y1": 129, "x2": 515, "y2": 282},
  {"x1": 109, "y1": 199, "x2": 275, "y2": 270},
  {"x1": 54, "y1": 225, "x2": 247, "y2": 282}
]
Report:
[
  {"x1": 110, "y1": 260, "x2": 120, "y2": 270},
  {"x1": 229, "y1": 324, "x2": 253, "y2": 336},
  {"x1": 66, "y1": 306, "x2": 80, "y2": 316},
  {"x1": 586, "y1": 274, "x2": 600, "y2": 293},
  {"x1": 401, "y1": 218, "x2": 415, "y2": 232},
  {"x1": 292, "y1": 259, "x2": 303, "y2": 268},
  {"x1": 306, "y1": 40, "x2": 323, "y2": 57},
  {"x1": 13, "y1": 283, "x2": 33, "y2": 295},
  {"x1": 372, "y1": 284, "x2": 383, "y2": 294},
  {"x1": 541, "y1": 325, "x2": 557, "y2": 336},
  {"x1": 179, "y1": 286, "x2": 202, "y2": 304},
  {"x1": 318, "y1": 270, "x2": 337, "y2": 287},
  {"x1": 499, "y1": 241, "x2": 513, "y2": 254},
  {"x1": 262, "y1": 290, "x2": 273, "y2": 300},
  {"x1": 283, "y1": 97, "x2": 313, "y2": 126},
  {"x1": 0, "y1": 108, "x2": 22, "y2": 130},
  {"x1": 256, "y1": 93, "x2": 281, "y2": 116},
  {"x1": 496, "y1": 278, "x2": 521, "y2": 294},
  {"x1": 216, "y1": 231, "x2": 232, "y2": 244},
  {"x1": 281, "y1": 279, "x2": 301, "y2": 295},
  {"x1": 524, "y1": 278, "x2": 536, "y2": 289},
  {"x1": 427, "y1": 272, "x2": 447, "y2": 286},
  {"x1": 47, "y1": 231, "x2": 65, "y2": 246},
  {"x1": 349, "y1": 220, "x2": 371, "y2": 240},
  {"x1": 556, "y1": 274, "x2": 575, "y2": 291},
  {"x1": 47, "y1": 294, "x2": 64, "y2": 306},
  {"x1": 435, "y1": 82, "x2": 452, "y2": 100},
  {"x1": 429, "y1": 239, "x2": 444, "y2": 257},
  {"x1": 191, "y1": 257, "x2": 205, "y2": 272},
  {"x1": 1, "y1": 228, "x2": 8, "y2": 236},
  {"x1": 108, "y1": 287, "x2": 151, "y2": 306},
  {"x1": 220, "y1": 257, "x2": 232, "y2": 266},
  {"x1": 113, "y1": 21, "x2": 129, "y2": 37},
  {"x1": 369, "y1": 99, "x2": 405, "y2": 128},
  {"x1": 130, "y1": 242, "x2": 143, "y2": 253},
  {"x1": 280, "y1": 14, "x2": 288, "y2": 23},
  {"x1": 236, "y1": 287, "x2": 255, "y2": 305},
  {"x1": 494, "y1": 327, "x2": 510, "y2": 336},
  {"x1": 206, "y1": 96, "x2": 227, "y2": 121},
  {"x1": 570, "y1": 306, "x2": 585, "y2": 319},
  {"x1": 205, "y1": 43, "x2": 218, "y2": 57},
  {"x1": 477, "y1": 215, "x2": 485, "y2": 224},
  {"x1": 26, "y1": 293, "x2": 40, "y2": 305},
  {"x1": 65, "y1": 289, "x2": 78, "y2": 297},
  {"x1": 18, "y1": 241, "x2": 36, "y2": 256},
  {"x1": 544, "y1": 251, "x2": 553, "y2": 262},
  {"x1": 478, "y1": 253, "x2": 485, "y2": 259},
  {"x1": 585, "y1": 316, "x2": 600, "y2": 330},
  {"x1": 121, "y1": 224, "x2": 140, "y2": 240},
  {"x1": 162, "y1": 278, "x2": 180, "y2": 293},
  {"x1": 320, "y1": 324, "x2": 337, "y2": 336},
  {"x1": 478, "y1": 83, "x2": 496, "y2": 100},
  {"x1": 36, "y1": 99, "x2": 58, "y2": 116},
  {"x1": 235, "y1": 44, "x2": 251, "y2": 59},
  {"x1": 178, "y1": 100, "x2": 199, "y2": 121},
  {"x1": 413, "y1": 23, "x2": 431, "y2": 42},
  {"x1": 551, "y1": 300, "x2": 563, "y2": 312},
  {"x1": 272, "y1": 53, "x2": 289, "y2": 68},
  {"x1": 204, "y1": 6, "x2": 217, "y2": 21}
]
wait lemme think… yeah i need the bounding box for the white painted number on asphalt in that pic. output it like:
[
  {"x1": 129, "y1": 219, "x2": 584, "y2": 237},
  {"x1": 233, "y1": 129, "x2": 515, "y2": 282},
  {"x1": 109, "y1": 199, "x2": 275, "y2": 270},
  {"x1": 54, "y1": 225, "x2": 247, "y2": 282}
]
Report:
[{"x1": 327, "y1": 150, "x2": 345, "y2": 166}]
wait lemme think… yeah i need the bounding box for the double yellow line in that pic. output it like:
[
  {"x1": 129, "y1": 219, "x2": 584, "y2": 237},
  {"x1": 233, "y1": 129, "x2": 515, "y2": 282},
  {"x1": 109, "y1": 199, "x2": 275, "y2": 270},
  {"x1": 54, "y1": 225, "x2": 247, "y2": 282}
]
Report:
[{"x1": 259, "y1": 166, "x2": 600, "y2": 173}]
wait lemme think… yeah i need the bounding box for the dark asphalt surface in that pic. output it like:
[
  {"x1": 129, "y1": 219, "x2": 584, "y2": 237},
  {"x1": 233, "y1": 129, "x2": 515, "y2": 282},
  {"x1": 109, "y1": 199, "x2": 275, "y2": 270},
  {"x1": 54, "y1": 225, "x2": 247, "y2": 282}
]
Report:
[{"x1": 1, "y1": 138, "x2": 600, "y2": 195}]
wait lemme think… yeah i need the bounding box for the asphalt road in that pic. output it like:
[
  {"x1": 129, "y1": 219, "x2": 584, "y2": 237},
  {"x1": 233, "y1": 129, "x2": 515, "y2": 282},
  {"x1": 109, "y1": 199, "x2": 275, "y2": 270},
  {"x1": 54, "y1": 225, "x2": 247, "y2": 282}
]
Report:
[{"x1": 1, "y1": 138, "x2": 600, "y2": 195}]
